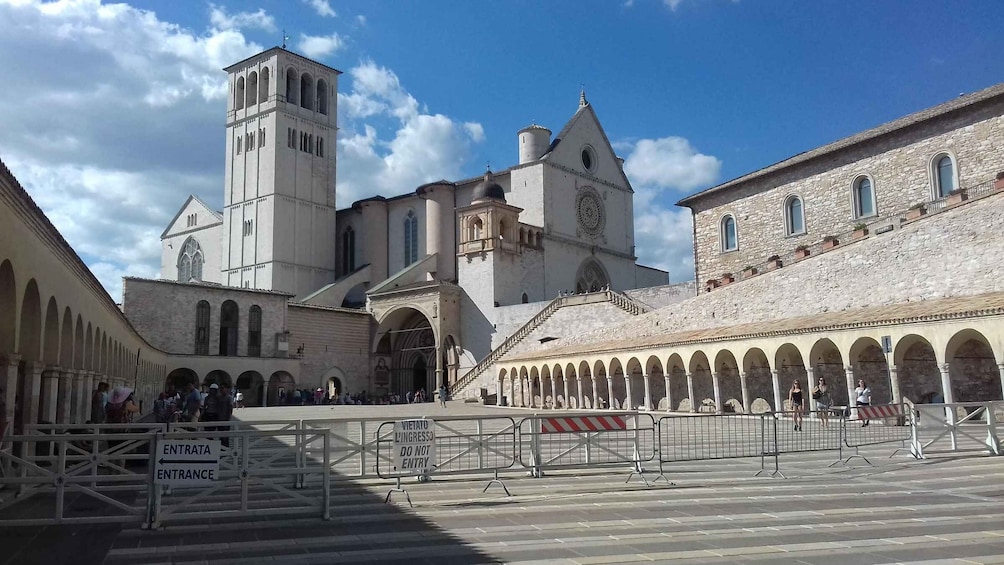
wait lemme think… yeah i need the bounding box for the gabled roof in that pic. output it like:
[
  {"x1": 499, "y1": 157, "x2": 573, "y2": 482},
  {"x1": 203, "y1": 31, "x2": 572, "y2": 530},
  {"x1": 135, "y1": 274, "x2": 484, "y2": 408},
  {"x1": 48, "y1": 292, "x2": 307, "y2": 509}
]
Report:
[
  {"x1": 161, "y1": 195, "x2": 223, "y2": 239},
  {"x1": 542, "y1": 100, "x2": 634, "y2": 192},
  {"x1": 677, "y1": 81, "x2": 1004, "y2": 207}
]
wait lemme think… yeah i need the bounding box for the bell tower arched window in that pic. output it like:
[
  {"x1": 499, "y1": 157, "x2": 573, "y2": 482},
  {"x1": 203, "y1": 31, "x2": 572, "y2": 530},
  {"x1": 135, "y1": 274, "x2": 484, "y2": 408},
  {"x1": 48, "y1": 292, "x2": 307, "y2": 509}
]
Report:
[
  {"x1": 317, "y1": 78, "x2": 328, "y2": 115},
  {"x1": 246, "y1": 71, "x2": 258, "y2": 106},
  {"x1": 259, "y1": 67, "x2": 269, "y2": 102},
  {"x1": 300, "y1": 73, "x2": 314, "y2": 110},
  {"x1": 404, "y1": 210, "x2": 419, "y2": 265},
  {"x1": 285, "y1": 68, "x2": 299, "y2": 105},
  {"x1": 235, "y1": 76, "x2": 245, "y2": 110}
]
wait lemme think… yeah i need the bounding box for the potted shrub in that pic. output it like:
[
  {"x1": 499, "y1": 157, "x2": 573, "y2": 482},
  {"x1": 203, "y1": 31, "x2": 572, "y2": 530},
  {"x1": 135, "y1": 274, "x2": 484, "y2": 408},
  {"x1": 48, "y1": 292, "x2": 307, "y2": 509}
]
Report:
[
  {"x1": 822, "y1": 235, "x2": 839, "y2": 250},
  {"x1": 947, "y1": 188, "x2": 967, "y2": 206},
  {"x1": 794, "y1": 245, "x2": 810, "y2": 260},
  {"x1": 705, "y1": 279, "x2": 719, "y2": 292},
  {"x1": 741, "y1": 265, "x2": 758, "y2": 279},
  {"x1": 906, "y1": 203, "x2": 926, "y2": 220},
  {"x1": 767, "y1": 254, "x2": 783, "y2": 270},
  {"x1": 852, "y1": 222, "x2": 868, "y2": 239},
  {"x1": 720, "y1": 272, "x2": 735, "y2": 285}
]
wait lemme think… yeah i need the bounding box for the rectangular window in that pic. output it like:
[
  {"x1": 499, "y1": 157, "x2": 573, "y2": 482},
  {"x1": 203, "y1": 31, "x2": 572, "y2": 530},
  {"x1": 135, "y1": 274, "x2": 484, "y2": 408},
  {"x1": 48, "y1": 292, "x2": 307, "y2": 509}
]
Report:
[
  {"x1": 260, "y1": 128, "x2": 265, "y2": 148},
  {"x1": 236, "y1": 136, "x2": 242, "y2": 154}
]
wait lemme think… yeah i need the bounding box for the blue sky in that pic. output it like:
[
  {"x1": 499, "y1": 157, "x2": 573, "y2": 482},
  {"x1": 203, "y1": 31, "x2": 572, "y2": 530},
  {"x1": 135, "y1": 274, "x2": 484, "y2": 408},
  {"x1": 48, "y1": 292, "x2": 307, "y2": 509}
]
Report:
[{"x1": 2, "y1": 0, "x2": 1004, "y2": 299}]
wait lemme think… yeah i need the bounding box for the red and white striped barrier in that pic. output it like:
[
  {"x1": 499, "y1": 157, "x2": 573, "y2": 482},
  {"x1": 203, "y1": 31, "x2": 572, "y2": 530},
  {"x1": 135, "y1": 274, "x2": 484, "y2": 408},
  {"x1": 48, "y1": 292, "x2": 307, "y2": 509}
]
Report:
[
  {"x1": 540, "y1": 416, "x2": 628, "y2": 433},
  {"x1": 857, "y1": 404, "x2": 904, "y2": 420}
]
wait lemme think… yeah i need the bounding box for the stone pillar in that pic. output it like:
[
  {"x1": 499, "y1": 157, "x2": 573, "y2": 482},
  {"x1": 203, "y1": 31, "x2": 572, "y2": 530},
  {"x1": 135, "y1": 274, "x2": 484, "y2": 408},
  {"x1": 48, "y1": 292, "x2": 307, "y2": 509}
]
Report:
[
  {"x1": 562, "y1": 375, "x2": 570, "y2": 410},
  {"x1": 805, "y1": 367, "x2": 816, "y2": 412},
  {"x1": 549, "y1": 375, "x2": 557, "y2": 409},
  {"x1": 605, "y1": 375, "x2": 615, "y2": 410},
  {"x1": 80, "y1": 371, "x2": 94, "y2": 422},
  {"x1": 998, "y1": 364, "x2": 1004, "y2": 402},
  {"x1": 22, "y1": 362, "x2": 43, "y2": 432},
  {"x1": 663, "y1": 374, "x2": 672, "y2": 412},
  {"x1": 2, "y1": 355, "x2": 20, "y2": 435},
  {"x1": 643, "y1": 373, "x2": 652, "y2": 411},
  {"x1": 686, "y1": 372, "x2": 696, "y2": 413},
  {"x1": 623, "y1": 373, "x2": 633, "y2": 411},
  {"x1": 844, "y1": 366, "x2": 857, "y2": 416},
  {"x1": 711, "y1": 372, "x2": 722, "y2": 414},
  {"x1": 498, "y1": 378, "x2": 505, "y2": 406},
  {"x1": 576, "y1": 375, "x2": 584, "y2": 409},
  {"x1": 939, "y1": 363, "x2": 954, "y2": 404},
  {"x1": 40, "y1": 365, "x2": 61, "y2": 424},
  {"x1": 435, "y1": 346, "x2": 444, "y2": 390},
  {"x1": 509, "y1": 377, "x2": 515, "y2": 408},
  {"x1": 56, "y1": 368, "x2": 74, "y2": 424},
  {"x1": 888, "y1": 364, "x2": 902, "y2": 405},
  {"x1": 740, "y1": 372, "x2": 750, "y2": 414},
  {"x1": 591, "y1": 375, "x2": 599, "y2": 410},
  {"x1": 771, "y1": 370, "x2": 783, "y2": 413}
]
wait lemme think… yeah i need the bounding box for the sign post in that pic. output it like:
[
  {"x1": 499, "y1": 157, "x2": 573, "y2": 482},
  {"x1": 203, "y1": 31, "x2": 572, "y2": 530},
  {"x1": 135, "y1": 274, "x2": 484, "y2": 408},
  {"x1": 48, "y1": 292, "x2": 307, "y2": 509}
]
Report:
[
  {"x1": 154, "y1": 439, "x2": 221, "y2": 487},
  {"x1": 385, "y1": 419, "x2": 435, "y2": 507}
]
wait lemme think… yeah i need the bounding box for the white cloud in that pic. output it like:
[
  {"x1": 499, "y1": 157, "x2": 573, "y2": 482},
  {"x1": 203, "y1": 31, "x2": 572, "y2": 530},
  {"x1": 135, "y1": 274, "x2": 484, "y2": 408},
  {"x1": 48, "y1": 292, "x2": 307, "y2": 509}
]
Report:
[
  {"x1": 297, "y1": 31, "x2": 345, "y2": 59},
  {"x1": 622, "y1": 136, "x2": 722, "y2": 281},
  {"x1": 663, "y1": 0, "x2": 684, "y2": 9},
  {"x1": 356, "y1": 14, "x2": 366, "y2": 26},
  {"x1": 623, "y1": 137, "x2": 721, "y2": 191},
  {"x1": 303, "y1": 0, "x2": 336, "y2": 18},
  {"x1": 208, "y1": 4, "x2": 276, "y2": 32}
]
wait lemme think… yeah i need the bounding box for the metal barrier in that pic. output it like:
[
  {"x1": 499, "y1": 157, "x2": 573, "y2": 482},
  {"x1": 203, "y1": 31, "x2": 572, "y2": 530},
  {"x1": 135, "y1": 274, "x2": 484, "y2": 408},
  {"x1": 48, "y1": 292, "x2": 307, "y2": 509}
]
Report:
[
  {"x1": 149, "y1": 429, "x2": 330, "y2": 528},
  {"x1": 302, "y1": 418, "x2": 387, "y2": 477},
  {"x1": 657, "y1": 413, "x2": 784, "y2": 477},
  {"x1": 839, "y1": 403, "x2": 914, "y2": 464},
  {"x1": 0, "y1": 431, "x2": 154, "y2": 525},
  {"x1": 519, "y1": 412, "x2": 656, "y2": 483},
  {"x1": 911, "y1": 401, "x2": 1003, "y2": 458}
]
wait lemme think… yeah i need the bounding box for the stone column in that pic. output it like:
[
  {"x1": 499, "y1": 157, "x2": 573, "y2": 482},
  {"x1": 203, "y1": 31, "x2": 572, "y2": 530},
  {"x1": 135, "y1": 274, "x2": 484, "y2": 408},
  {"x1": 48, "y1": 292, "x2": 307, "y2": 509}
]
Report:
[
  {"x1": 22, "y1": 362, "x2": 43, "y2": 432},
  {"x1": 643, "y1": 373, "x2": 652, "y2": 411},
  {"x1": 939, "y1": 363, "x2": 954, "y2": 404},
  {"x1": 740, "y1": 372, "x2": 750, "y2": 414},
  {"x1": 805, "y1": 367, "x2": 816, "y2": 412},
  {"x1": 562, "y1": 375, "x2": 570, "y2": 410},
  {"x1": 605, "y1": 375, "x2": 615, "y2": 410},
  {"x1": 549, "y1": 375, "x2": 557, "y2": 409},
  {"x1": 844, "y1": 365, "x2": 857, "y2": 417},
  {"x1": 771, "y1": 370, "x2": 783, "y2": 413},
  {"x1": 509, "y1": 377, "x2": 515, "y2": 407},
  {"x1": 498, "y1": 378, "x2": 505, "y2": 406},
  {"x1": 686, "y1": 372, "x2": 696, "y2": 413},
  {"x1": 711, "y1": 372, "x2": 722, "y2": 414},
  {"x1": 40, "y1": 365, "x2": 61, "y2": 424},
  {"x1": 998, "y1": 364, "x2": 1004, "y2": 402},
  {"x1": 576, "y1": 375, "x2": 584, "y2": 409},
  {"x1": 663, "y1": 374, "x2": 672, "y2": 412},
  {"x1": 2, "y1": 355, "x2": 20, "y2": 435},
  {"x1": 591, "y1": 375, "x2": 599, "y2": 410},
  {"x1": 80, "y1": 371, "x2": 94, "y2": 422},
  {"x1": 623, "y1": 373, "x2": 633, "y2": 411},
  {"x1": 56, "y1": 368, "x2": 74, "y2": 424},
  {"x1": 435, "y1": 346, "x2": 444, "y2": 389},
  {"x1": 888, "y1": 364, "x2": 902, "y2": 405}
]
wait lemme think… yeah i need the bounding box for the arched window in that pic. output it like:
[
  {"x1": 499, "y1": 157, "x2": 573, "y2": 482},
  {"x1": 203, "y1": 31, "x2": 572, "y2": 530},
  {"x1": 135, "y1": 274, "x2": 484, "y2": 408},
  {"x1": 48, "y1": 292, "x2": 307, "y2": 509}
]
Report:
[
  {"x1": 259, "y1": 67, "x2": 270, "y2": 102},
  {"x1": 784, "y1": 195, "x2": 805, "y2": 236},
  {"x1": 246, "y1": 71, "x2": 258, "y2": 106},
  {"x1": 285, "y1": 68, "x2": 298, "y2": 105},
  {"x1": 194, "y1": 300, "x2": 210, "y2": 355},
  {"x1": 341, "y1": 226, "x2": 355, "y2": 274},
  {"x1": 469, "y1": 217, "x2": 483, "y2": 240},
  {"x1": 575, "y1": 257, "x2": 610, "y2": 293},
  {"x1": 521, "y1": 292, "x2": 529, "y2": 304},
  {"x1": 404, "y1": 210, "x2": 419, "y2": 265},
  {"x1": 720, "y1": 215, "x2": 737, "y2": 252},
  {"x1": 219, "y1": 300, "x2": 239, "y2": 356},
  {"x1": 852, "y1": 176, "x2": 876, "y2": 218},
  {"x1": 300, "y1": 73, "x2": 314, "y2": 110},
  {"x1": 177, "y1": 237, "x2": 204, "y2": 282},
  {"x1": 934, "y1": 153, "x2": 957, "y2": 198},
  {"x1": 248, "y1": 305, "x2": 262, "y2": 357},
  {"x1": 235, "y1": 76, "x2": 245, "y2": 110},
  {"x1": 317, "y1": 78, "x2": 328, "y2": 115}
]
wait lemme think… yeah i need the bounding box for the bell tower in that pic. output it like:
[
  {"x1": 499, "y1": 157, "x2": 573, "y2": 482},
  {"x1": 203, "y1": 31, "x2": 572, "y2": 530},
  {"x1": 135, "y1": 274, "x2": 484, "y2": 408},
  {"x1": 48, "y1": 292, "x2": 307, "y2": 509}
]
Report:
[{"x1": 221, "y1": 48, "x2": 341, "y2": 297}]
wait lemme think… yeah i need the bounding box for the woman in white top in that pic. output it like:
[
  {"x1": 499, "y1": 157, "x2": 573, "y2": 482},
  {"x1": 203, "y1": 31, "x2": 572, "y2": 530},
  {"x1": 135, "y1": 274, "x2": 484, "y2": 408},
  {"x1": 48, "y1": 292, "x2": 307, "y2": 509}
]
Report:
[{"x1": 855, "y1": 380, "x2": 872, "y2": 427}]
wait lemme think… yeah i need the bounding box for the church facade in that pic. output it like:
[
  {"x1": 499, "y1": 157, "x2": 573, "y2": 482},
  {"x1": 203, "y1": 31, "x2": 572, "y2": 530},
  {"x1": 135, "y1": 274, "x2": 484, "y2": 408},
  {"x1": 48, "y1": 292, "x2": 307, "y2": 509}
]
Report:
[{"x1": 144, "y1": 48, "x2": 668, "y2": 402}]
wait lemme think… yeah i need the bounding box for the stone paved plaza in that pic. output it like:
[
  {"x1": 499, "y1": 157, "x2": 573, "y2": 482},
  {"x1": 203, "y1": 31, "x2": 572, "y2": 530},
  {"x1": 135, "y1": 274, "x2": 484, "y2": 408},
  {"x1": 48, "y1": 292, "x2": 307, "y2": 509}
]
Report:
[{"x1": 2, "y1": 402, "x2": 1004, "y2": 564}]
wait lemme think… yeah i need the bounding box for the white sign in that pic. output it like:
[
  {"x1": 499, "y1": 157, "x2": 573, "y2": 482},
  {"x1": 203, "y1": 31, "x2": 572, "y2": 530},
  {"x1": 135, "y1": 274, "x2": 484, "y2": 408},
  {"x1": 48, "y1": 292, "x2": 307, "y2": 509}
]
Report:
[
  {"x1": 154, "y1": 439, "x2": 221, "y2": 486},
  {"x1": 393, "y1": 419, "x2": 436, "y2": 474}
]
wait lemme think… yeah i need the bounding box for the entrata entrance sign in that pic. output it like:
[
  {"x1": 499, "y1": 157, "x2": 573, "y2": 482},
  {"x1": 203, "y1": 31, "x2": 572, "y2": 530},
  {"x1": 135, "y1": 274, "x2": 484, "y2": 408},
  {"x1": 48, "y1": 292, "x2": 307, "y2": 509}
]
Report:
[
  {"x1": 393, "y1": 419, "x2": 436, "y2": 474},
  {"x1": 154, "y1": 439, "x2": 221, "y2": 486}
]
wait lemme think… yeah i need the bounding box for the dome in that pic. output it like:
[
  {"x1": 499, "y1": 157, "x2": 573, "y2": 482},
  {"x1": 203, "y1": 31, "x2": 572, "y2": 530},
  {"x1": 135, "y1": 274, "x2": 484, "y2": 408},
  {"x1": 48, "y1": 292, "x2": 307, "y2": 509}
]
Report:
[{"x1": 472, "y1": 170, "x2": 506, "y2": 203}]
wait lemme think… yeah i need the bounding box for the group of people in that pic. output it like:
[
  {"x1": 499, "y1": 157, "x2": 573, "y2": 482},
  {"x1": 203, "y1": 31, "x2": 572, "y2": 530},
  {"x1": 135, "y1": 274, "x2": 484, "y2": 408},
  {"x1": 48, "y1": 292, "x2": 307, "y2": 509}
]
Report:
[
  {"x1": 152, "y1": 382, "x2": 236, "y2": 424},
  {"x1": 787, "y1": 377, "x2": 872, "y2": 430},
  {"x1": 89, "y1": 381, "x2": 140, "y2": 425}
]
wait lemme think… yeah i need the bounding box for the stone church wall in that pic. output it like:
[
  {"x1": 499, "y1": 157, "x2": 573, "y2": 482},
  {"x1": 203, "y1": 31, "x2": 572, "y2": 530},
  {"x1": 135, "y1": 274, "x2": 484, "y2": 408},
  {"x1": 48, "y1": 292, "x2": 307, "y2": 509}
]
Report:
[
  {"x1": 287, "y1": 304, "x2": 372, "y2": 392},
  {"x1": 690, "y1": 96, "x2": 1004, "y2": 286}
]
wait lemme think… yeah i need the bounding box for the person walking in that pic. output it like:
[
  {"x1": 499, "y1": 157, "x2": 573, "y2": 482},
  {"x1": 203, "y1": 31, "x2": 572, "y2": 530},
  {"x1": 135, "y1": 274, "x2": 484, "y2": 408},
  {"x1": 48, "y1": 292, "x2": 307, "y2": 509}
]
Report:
[
  {"x1": 788, "y1": 380, "x2": 804, "y2": 431},
  {"x1": 89, "y1": 382, "x2": 109, "y2": 424},
  {"x1": 438, "y1": 384, "x2": 448, "y2": 408},
  {"x1": 812, "y1": 377, "x2": 832, "y2": 428},
  {"x1": 855, "y1": 380, "x2": 872, "y2": 427},
  {"x1": 182, "y1": 382, "x2": 202, "y2": 423}
]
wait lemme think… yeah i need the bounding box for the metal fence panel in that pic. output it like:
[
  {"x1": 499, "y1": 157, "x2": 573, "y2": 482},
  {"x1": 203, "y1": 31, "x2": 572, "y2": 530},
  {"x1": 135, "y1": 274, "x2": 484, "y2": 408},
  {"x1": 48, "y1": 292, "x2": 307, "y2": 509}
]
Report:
[{"x1": 518, "y1": 413, "x2": 656, "y2": 472}]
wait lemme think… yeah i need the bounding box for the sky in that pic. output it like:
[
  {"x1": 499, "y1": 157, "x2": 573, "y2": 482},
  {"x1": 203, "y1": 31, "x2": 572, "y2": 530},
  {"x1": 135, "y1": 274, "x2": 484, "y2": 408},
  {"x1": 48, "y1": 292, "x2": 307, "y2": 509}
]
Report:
[{"x1": 3, "y1": 0, "x2": 1004, "y2": 301}]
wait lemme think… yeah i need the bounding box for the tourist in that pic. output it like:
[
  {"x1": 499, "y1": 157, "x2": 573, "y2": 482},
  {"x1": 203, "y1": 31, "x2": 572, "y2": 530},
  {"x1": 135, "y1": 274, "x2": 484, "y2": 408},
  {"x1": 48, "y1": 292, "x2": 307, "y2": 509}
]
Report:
[
  {"x1": 219, "y1": 385, "x2": 235, "y2": 447},
  {"x1": 812, "y1": 377, "x2": 832, "y2": 428},
  {"x1": 855, "y1": 380, "x2": 872, "y2": 427},
  {"x1": 438, "y1": 384, "x2": 448, "y2": 408},
  {"x1": 182, "y1": 382, "x2": 202, "y2": 422},
  {"x1": 788, "y1": 380, "x2": 804, "y2": 431},
  {"x1": 105, "y1": 387, "x2": 139, "y2": 424},
  {"x1": 90, "y1": 382, "x2": 109, "y2": 424},
  {"x1": 202, "y1": 383, "x2": 223, "y2": 424},
  {"x1": 153, "y1": 392, "x2": 172, "y2": 424},
  {"x1": 234, "y1": 388, "x2": 244, "y2": 409}
]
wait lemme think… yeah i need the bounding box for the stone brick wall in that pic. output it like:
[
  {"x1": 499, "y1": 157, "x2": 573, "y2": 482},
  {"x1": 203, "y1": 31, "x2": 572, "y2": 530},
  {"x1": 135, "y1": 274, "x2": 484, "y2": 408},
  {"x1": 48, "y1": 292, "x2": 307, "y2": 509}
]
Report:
[{"x1": 687, "y1": 95, "x2": 1004, "y2": 286}]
